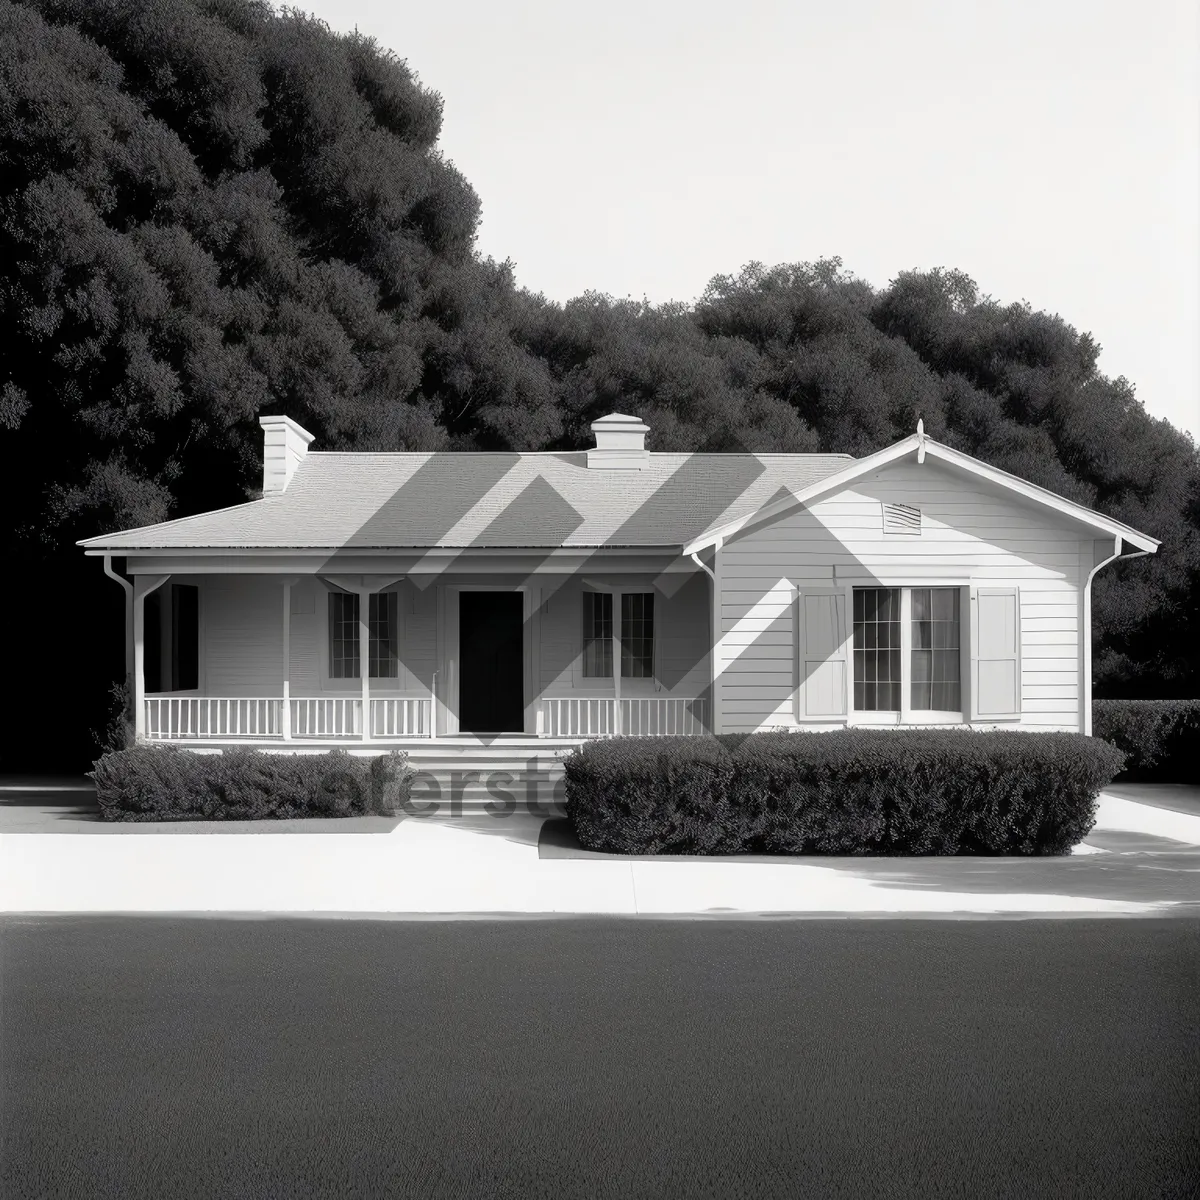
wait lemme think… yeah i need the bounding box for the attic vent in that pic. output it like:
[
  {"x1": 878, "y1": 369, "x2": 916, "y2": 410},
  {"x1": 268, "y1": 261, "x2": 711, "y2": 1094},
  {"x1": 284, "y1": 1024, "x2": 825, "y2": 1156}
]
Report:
[{"x1": 882, "y1": 502, "x2": 921, "y2": 535}]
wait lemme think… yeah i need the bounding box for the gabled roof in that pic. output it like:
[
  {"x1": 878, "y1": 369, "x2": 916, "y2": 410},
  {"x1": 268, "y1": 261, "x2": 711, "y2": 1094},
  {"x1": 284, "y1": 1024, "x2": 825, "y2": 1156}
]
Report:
[
  {"x1": 681, "y1": 431, "x2": 1161, "y2": 555},
  {"x1": 78, "y1": 450, "x2": 854, "y2": 552}
]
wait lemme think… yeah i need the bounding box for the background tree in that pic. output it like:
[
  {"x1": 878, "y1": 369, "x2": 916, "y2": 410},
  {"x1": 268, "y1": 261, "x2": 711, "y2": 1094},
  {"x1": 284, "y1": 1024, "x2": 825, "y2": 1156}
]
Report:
[{"x1": 1, "y1": 0, "x2": 1195, "y2": 769}]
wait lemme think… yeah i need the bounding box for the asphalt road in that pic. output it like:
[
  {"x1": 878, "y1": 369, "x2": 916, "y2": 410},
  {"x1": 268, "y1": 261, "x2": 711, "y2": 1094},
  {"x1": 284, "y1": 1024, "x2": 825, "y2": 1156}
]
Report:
[{"x1": 1, "y1": 917, "x2": 1197, "y2": 1199}]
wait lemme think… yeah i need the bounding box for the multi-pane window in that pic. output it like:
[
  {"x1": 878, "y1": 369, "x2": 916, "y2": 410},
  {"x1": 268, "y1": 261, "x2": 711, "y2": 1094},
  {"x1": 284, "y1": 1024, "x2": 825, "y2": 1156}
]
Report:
[
  {"x1": 853, "y1": 588, "x2": 901, "y2": 711},
  {"x1": 329, "y1": 592, "x2": 399, "y2": 679},
  {"x1": 851, "y1": 586, "x2": 963, "y2": 713},
  {"x1": 582, "y1": 591, "x2": 613, "y2": 677},
  {"x1": 911, "y1": 588, "x2": 960, "y2": 711},
  {"x1": 581, "y1": 591, "x2": 655, "y2": 679},
  {"x1": 369, "y1": 592, "x2": 399, "y2": 679},
  {"x1": 329, "y1": 593, "x2": 360, "y2": 679},
  {"x1": 621, "y1": 593, "x2": 654, "y2": 678}
]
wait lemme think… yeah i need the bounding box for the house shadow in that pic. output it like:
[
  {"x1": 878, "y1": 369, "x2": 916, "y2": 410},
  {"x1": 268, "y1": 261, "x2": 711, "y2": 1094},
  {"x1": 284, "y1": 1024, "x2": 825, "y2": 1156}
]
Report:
[
  {"x1": 0, "y1": 782, "x2": 103, "y2": 827},
  {"x1": 832, "y1": 852, "x2": 1200, "y2": 906},
  {"x1": 538, "y1": 821, "x2": 1200, "y2": 905},
  {"x1": 1103, "y1": 784, "x2": 1200, "y2": 818},
  {"x1": 0, "y1": 795, "x2": 98, "y2": 814}
]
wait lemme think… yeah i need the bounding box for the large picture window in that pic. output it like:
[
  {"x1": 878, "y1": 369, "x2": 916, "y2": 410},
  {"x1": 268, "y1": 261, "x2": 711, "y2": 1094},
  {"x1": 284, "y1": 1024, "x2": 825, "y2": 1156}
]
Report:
[
  {"x1": 852, "y1": 586, "x2": 962, "y2": 714},
  {"x1": 328, "y1": 592, "x2": 399, "y2": 679}
]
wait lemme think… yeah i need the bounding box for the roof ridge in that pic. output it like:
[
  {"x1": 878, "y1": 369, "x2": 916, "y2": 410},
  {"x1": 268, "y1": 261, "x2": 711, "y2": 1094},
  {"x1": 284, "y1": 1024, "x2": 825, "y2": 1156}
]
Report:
[{"x1": 306, "y1": 450, "x2": 856, "y2": 459}]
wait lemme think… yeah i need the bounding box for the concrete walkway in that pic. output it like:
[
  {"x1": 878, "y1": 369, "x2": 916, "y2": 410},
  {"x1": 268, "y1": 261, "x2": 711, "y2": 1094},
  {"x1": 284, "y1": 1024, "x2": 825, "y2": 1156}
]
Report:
[{"x1": 1, "y1": 780, "x2": 1198, "y2": 916}]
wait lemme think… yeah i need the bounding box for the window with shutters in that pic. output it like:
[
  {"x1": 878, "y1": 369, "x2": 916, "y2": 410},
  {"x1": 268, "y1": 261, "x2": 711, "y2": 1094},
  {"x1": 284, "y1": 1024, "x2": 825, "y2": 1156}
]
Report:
[{"x1": 852, "y1": 586, "x2": 963, "y2": 716}]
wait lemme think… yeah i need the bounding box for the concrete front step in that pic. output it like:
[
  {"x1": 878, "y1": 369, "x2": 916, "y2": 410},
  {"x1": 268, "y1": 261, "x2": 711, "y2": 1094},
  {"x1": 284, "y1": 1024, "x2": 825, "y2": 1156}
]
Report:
[
  {"x1": 404, "y1": 766, "x2": 567, "y2": 813},
  {"x1": 393, "y1": 746, "x2": 569, "y2": 813}
]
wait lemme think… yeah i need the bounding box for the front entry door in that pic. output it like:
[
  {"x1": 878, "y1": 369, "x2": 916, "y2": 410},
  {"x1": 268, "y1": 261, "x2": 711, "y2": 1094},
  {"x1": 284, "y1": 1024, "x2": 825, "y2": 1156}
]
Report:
[{"x1": 458, "y1": 592, "x2": 525, "y2": 733}]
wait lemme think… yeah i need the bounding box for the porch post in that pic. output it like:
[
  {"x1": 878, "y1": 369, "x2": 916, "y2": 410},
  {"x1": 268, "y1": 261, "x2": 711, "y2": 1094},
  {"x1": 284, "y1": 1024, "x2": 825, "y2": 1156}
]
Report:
[
  {"x1": 612, "y1": 592, "x2": 622, "y2": 735},
  {"x1": 133, "y1": 585, "x2": 145, "y2": 741},
  {"x1": 132, "y1": 575, "x2": 169, "y2": 742},
  {"x1": 359, "y1": 585, "x2": 371, "y2": 740},
  {"x1": 281, "y1": 578, "x2": 295, "y2": 740}
]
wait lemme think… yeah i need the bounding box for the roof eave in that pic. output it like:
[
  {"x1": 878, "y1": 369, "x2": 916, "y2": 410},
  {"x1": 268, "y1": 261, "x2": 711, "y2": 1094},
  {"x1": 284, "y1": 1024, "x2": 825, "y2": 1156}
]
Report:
[{"x1": 81, "y1": 543, "x2": 689, "y2": 556}]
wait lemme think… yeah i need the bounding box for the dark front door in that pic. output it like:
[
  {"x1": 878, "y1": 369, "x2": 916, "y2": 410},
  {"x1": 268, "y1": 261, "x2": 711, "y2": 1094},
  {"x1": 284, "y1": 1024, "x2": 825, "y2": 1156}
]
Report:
[{"x1": 458, "y1": 592, "x2": 525, "y2": 733}]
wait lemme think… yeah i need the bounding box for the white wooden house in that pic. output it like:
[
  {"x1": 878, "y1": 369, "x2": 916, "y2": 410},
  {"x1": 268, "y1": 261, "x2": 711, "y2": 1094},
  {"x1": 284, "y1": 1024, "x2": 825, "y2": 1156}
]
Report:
[{"x1": 80, "y1": 413, "x2": 1158, "y2": 773}]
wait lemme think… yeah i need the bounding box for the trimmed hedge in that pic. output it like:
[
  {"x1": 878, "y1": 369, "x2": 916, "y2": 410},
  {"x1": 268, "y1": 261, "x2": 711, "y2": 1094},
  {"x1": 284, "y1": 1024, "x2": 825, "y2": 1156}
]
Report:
[
  {"x1": 1092, "y1": 700, "x2": 1200, "y2": 783},
  {"x1": 564, "y1": 729, "x2": 1125, "y2": 856},
  {"x1": 562, "y1": 736, "x2": 736, "y2": 855},
  {"x1": 90, "y1": 747, "x2": 412, "y2": 822}
]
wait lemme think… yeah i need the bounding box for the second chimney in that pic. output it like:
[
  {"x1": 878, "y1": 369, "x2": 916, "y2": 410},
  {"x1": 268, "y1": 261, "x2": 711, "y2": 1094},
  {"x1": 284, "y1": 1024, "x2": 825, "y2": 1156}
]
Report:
[
  {"x1": 587, "y1": 412, "x2": 650, "y2": 469},
  {"x1": 259, "y1": 415, "x2": 315, "y2": 495}
]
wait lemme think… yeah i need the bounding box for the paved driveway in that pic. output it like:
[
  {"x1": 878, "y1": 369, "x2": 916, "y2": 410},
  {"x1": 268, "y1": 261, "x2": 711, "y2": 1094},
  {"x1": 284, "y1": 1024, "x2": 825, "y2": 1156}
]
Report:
[{"x1": 2, "y1": 916, "x2": 1196, "y2": 1200}]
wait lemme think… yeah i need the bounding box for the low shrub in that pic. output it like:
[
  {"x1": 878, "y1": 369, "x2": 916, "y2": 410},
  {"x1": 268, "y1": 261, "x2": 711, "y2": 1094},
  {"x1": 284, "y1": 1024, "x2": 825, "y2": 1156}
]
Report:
[
  {"x1": 90, "y1": 747, "x2": 413, "y2": 822},
  {"x1": 1092, "y1": 700, "x2": 1200, "y2": 783},
  {"x1": 563, "y1": 736, "x2": 736, "y2": 854},
  {"x1": 564, "y1": 729, "x2": 1125, "y2": 856}
]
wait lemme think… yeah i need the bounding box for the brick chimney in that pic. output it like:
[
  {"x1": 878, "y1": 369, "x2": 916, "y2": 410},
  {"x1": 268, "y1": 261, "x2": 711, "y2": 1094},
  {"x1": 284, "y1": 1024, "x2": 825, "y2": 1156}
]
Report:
[
  {"x1": 587, "y1": 412, "x2": 650, "y2": 469},
  {"x1": 259, "y1": 415, "x2": 315, "y2": 495}
]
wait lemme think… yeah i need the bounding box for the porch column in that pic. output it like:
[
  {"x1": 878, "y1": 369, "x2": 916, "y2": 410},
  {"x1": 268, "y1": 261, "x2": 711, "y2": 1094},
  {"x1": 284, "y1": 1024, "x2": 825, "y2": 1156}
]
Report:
[
  {"x1": 281, "y1": 577, "x2": 296, "y2": 740},
  {"x1": 612, "y1": 592, "x2": 622, "y2": 736},
  {"x1": 359, "y1": 586, "x2": 371, "y2": 740},
  {"x1": 132, "y1": 575, "x2": 169, "y2": 741}
]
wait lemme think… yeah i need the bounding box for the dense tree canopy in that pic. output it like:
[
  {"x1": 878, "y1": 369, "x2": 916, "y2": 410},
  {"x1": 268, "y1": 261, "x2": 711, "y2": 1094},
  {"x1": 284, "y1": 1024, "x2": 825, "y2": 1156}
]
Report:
[{"x1": 1, "y1": 0, "x2": 1197, "y2": 765}]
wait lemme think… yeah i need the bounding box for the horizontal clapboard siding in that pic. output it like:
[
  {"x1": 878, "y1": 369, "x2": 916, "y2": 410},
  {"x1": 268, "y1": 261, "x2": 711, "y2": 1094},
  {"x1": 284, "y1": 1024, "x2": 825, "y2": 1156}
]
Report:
[
  {"x1": 719, "y1": 459, "x2": 1086, "y2": 733},
  {"x1": 197, "y1": 577, "x2": 437, "y2": 699},
  {"x1": 203, "y1": 577, "x2": 283, "y2": 696},
  {"x1": 404, "y1": 583, "x2": 436, "y2": 692},
  {"x1": 289, "y1": 578, "x2": 319, "y2": 695}
]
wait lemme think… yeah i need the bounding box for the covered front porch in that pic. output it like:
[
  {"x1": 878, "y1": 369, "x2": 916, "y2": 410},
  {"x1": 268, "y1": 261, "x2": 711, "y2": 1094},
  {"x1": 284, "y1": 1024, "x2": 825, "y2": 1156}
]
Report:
[{"x1": 126, "y1": 555, "x2": 714, "y2": 749}]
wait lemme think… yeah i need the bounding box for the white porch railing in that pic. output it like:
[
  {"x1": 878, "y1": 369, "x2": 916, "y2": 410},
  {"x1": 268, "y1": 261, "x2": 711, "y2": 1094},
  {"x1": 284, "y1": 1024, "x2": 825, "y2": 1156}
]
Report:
[
  {"x1": 144, "y1": 696, "x2": 706, "y2": 741},
  {"x1": 371, "y1": 698, "x2": 433, "y2": 738},
  {"x1": 143, "y1": 696, "x2": 435, "y2": 740},
  {"x1": 144, "y1": 697, "x2": 282, "y2": 740},
  {"x1": 289, "y1": 698, "x2": 362, "y2": 739},
  {"x1": 538, "y1": 697, "x2": 709, "y2": 738}
]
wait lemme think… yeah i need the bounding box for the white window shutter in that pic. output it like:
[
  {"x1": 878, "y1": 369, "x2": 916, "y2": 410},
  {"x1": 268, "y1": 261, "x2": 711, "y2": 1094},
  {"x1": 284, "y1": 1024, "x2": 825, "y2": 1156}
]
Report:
[
  {"x1": 795, "y1": 589, "x2": 848, "y2": 720},
  {"x1": 970, "y1": 587, "x2": 1021, "y2": 721}
]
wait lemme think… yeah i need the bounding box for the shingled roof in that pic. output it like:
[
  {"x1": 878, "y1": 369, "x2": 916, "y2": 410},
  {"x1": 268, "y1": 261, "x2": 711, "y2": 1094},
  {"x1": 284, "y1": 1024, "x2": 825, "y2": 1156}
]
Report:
[{"x1": 78, "y1": 449, "x2": 853, "y2": 552}]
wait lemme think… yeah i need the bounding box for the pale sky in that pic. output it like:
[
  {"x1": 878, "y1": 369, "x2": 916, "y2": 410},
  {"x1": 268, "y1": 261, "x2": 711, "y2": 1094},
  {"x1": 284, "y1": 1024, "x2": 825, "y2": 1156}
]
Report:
[{"x1": 301, "y1": 0, "x2": 1200, "y2": 439}]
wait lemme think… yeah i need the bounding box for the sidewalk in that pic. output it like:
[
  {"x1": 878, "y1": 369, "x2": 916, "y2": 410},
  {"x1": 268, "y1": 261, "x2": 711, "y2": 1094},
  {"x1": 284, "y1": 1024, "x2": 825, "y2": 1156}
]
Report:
[{"x1": 2, "y1": 784, "x2": 1198, "y2": 916}]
